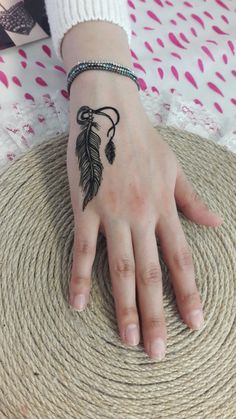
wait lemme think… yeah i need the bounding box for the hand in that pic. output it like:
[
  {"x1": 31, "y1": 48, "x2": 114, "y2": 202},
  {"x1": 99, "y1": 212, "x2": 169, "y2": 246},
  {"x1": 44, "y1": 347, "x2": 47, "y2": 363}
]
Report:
[{"x1": 66, "y1": 71, "x2": 223, "y2": 360}]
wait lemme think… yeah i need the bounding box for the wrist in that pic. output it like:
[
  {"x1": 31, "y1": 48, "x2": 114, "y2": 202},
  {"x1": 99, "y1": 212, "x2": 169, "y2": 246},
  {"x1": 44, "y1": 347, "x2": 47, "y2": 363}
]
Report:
[
  {"x1": 69, "y1": 69, "x2": 140, "y2": 98},
  {"x1": 67, "y1": 70, "x2": 145, "y2": 134}
]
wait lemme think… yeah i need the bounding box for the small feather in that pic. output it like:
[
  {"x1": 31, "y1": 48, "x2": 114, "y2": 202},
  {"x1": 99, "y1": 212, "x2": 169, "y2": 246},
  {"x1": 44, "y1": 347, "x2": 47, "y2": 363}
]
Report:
[{"x1": 105, "y1": 141, "x2": 116, "y2": 164}]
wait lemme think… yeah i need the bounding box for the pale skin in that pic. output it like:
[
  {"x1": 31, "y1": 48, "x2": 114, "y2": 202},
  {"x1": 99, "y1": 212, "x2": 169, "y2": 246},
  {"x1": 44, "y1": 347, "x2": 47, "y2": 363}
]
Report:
[{"x1": 62, "y1": 21, "x2": 223, "y2": 360}]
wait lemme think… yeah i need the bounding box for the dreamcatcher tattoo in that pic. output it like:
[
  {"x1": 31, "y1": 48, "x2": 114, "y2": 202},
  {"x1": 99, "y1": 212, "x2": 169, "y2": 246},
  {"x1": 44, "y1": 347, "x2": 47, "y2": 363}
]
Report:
[{"x1": 75, "y1": 106, "x2": 120, "y2": 211}]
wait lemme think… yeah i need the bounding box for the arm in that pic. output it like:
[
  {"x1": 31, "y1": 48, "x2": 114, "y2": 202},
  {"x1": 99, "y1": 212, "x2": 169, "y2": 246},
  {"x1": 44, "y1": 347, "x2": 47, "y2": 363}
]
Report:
[{"x1": 61, "y1": 20, "x2": 133, "y2": 70}]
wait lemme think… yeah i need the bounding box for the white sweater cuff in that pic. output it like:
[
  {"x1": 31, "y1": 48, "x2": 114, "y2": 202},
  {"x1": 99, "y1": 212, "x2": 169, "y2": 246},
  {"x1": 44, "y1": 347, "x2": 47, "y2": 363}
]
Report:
[{"x1": 44, "y1": 0, "x2": 132, "y2": 62}]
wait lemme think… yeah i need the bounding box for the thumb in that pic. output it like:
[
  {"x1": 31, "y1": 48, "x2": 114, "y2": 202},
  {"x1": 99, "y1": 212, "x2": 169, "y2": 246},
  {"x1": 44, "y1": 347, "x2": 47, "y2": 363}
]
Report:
[{"x1": 175, "y1": 164, "x2": 224, "y2": 227}]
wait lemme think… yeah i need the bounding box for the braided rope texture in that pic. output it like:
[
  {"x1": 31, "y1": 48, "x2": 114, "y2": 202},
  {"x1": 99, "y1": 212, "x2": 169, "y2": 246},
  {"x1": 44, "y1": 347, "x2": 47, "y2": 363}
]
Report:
[{"x1": 0, "y1": 125, "x2": 235, "y2": 418}]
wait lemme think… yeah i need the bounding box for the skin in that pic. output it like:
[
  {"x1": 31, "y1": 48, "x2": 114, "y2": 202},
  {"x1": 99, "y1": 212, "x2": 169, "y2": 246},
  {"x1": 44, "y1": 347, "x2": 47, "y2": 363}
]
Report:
[{"x1": 61, "y1": 21, "x2": 223, "y2": 360}]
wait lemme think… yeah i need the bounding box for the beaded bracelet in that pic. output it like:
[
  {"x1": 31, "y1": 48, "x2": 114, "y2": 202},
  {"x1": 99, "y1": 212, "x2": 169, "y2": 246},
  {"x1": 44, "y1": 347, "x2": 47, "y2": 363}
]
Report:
[{"x1": 66, "y1": 60, "x2": 140, "y2": 95}]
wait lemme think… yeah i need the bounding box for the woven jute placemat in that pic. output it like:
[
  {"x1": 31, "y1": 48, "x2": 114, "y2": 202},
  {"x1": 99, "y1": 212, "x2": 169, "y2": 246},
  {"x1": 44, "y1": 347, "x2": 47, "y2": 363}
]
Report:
[{"x1": 0, "y1": 125, "x2": 235, "y2": 419}]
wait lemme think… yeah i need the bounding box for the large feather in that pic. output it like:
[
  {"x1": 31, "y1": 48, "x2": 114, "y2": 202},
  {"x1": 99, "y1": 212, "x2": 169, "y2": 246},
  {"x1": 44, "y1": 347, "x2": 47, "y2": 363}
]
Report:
[{"x1": 75, "y1": 120, "x2": 103, "y2": 210}]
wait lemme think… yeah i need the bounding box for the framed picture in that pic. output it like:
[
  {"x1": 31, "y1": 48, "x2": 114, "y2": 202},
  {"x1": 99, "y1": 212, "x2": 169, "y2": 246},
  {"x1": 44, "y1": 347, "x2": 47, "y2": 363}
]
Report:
[{"x1": 0, "y1": 0, "x2": 50, "y2": 51}]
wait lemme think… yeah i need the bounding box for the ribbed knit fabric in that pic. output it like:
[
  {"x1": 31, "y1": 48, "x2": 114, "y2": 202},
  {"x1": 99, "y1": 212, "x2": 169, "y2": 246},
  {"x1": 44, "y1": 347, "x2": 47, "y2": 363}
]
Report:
[{"x1": 44, "y1": 0, "x2": 132, "y2": 62}]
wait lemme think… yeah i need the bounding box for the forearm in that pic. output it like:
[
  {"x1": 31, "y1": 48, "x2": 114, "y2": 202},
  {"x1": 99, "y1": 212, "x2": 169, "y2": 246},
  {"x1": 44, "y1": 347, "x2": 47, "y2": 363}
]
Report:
[{"x1": 61, "y1": 21, "x2": 133, "y2": 72}]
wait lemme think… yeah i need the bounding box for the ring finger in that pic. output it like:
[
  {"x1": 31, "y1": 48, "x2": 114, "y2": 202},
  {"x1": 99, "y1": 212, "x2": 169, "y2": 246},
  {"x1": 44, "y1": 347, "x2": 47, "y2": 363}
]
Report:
[{"x1": 157, "y1": 199, "x2": 204, "y2": 330}]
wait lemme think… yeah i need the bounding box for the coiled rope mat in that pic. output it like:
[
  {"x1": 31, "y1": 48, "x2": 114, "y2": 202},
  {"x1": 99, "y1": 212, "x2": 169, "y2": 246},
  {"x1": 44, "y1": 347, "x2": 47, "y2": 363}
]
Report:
[{"x1": 0, "y1": 125, "x2": 235, "y2": 419}]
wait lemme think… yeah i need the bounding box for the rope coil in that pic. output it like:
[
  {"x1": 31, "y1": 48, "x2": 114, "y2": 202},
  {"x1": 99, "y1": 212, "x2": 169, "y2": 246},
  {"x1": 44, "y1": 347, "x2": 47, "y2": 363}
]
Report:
[{"x1": 0, "y1": 125, "x2": 235, "y2": 418}]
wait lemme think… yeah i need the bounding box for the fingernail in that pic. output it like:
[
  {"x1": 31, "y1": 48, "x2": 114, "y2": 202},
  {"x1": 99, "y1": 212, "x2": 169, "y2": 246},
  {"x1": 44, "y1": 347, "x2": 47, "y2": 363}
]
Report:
[
  {"x1": 150, "y1": 338, "x2": 165, "y2": 360},
  {"x1": 125, "y1": 324, "x2": 139, "y2": 346},
  {"x1": 188, "y1": 309, "x2": 204, "y2": 330},
  {"x1": 72, "y1": 294, "x2": 86, "y2": 311}
]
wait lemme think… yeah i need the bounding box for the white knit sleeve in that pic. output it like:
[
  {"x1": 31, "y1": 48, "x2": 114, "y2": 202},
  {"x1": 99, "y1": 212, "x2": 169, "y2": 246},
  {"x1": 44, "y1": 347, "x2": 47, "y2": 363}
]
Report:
[{"x1": 44, "y1": 0, "x2": 132, "y2": 62}]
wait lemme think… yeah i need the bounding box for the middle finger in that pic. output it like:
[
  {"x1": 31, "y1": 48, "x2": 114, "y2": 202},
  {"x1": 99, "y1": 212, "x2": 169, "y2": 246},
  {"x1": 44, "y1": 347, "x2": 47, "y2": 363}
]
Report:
[{"x1": 132, "y1": 221, "x2": 167, "y2": 360}]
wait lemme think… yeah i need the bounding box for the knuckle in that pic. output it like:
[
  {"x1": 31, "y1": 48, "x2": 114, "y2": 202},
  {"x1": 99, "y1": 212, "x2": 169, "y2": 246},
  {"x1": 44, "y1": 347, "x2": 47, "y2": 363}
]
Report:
[
  {"x1": 179, "y1": 291, "x2": 200, "y2": 305},
  {"x1": 139, "y1": 264, "x2": 162, "y2": 286},
  {"x1": 70, "y1": 274, "x2": 90, "y2": 290},
  {"x1": 173, "y1": 246, "x2": 193, "y2": 270},
  {"x1": 75, "y1": 237, "x2": 95, "y2": 256},
  {"x1": 120, "y1": 306, "x2": 138, "y2": 319},
  {"x1": 113, "y1": 257, "x2": 135, "y2": 277},
  {"x1": 161, "y1": 189, "x2": 173, "y2": 212},
  {"x1": 71, "y1": 271, "x2": 90, "y2": 284},
  {"x1": 128, "y1": 182, "x2": 148, "y2": 215},
  {"x1": 146, "y1": 316, "x2": 165, "y2": 330},
  {"x1": 105, "y1": 189, "x2": 119, "y2": 213}
]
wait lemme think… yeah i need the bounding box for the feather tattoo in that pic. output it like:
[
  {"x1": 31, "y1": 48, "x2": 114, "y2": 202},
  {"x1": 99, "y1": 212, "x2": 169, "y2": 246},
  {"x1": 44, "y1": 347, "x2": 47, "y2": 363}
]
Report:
[{"x1": 75, "y1": 106, "x2": 120, "y2": 210}]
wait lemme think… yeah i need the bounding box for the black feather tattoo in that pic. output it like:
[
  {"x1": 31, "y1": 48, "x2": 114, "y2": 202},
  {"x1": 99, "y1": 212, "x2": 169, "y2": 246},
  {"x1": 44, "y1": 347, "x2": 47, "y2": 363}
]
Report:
[{"x1": 75, "y1": 106, "x2": 120, "y2": 211}]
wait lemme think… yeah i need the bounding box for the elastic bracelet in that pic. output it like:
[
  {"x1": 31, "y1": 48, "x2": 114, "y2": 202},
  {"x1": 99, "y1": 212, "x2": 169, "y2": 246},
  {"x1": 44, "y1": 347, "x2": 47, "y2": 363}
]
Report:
[{"x1": 66, "y1": 60, "x2": 140, "y2": 95}]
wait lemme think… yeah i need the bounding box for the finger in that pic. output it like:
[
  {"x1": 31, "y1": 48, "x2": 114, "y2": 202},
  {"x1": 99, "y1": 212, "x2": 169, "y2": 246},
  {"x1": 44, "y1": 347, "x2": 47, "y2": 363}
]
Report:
[
  {"x1": 132, "y1": 221, "x2": 167, "y2": 360},
  {"x1": 104, "y1": 218, "x2": 140, "y2": 347},
  {"x1": 69, "y1": 211, "x2": 100, "y2": 311},
  {"x1": 175, "y1": 164, "x2": 223, "y2": 226},
  {"x1": 157, "y1": 200, "x2": 204, "y2": 331}
]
